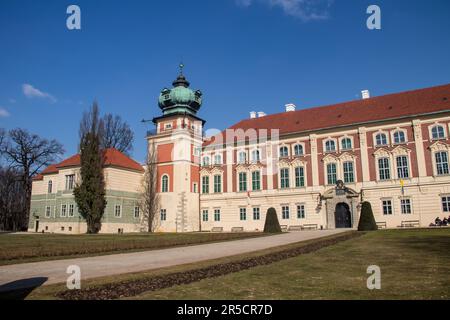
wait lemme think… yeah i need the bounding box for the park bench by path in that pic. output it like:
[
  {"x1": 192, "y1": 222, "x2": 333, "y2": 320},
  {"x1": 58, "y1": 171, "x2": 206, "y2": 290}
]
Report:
[
  {"x1": 376, "y1": 221, "x2": 387, "y2": 229},
  {"x1": 303, "y1": 224, "x2": 318, "y2": 231},
  {"x1": 400, "y1": 220, "x2": 420, "y2": 228},
  {"x1": 288, "y1": 225, "x2": 303, "y2": 231},
  {"x1": 231, "y1": 227, "x2": 244, "y2": 233},
  {"x1": 280, "y1": 225, "x2": 288, "y2": 232},
  {"x1": 211, "y1": 227, "x2": 223, "y2": 233}
]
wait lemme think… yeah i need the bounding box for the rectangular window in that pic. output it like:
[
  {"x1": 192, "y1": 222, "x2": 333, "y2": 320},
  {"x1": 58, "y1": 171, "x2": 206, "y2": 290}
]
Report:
[
  {"x1": 45, "y1": 206, "x2": 51, "y2": 218},
  {"x1": 65, "y1": 174, "x2": 75, "y2": 190},
  {"x1": 252, "y1": 171, "x2": 261, "y2": 191},
  {"x1": 327, "y1": 163, "x2": 337, "y2": 185},
  {"x1": 202, "y1": 176, "x2": 209, "y2": 194},
  {"x1": 295, "y1": 167, "x2": 305, "y2": 187},
  {"x1": 442, "y1": 196, "x2": 450, "y2": 212},
  {"x1": 115, "y1": 205, "x2": 122, "y2": 218},
  {"x1": 239, "y1": 172, "x2": 247, "y2": 192},
  {"x1": 282, "y1": 206, "x2": 290, "y2": 219},
  {"x1": 202, "y1": 209, "x2": 208, "y2": 222},
  {"x1": 297, "y1": 204, "x2": 306, "y2": 219},
  {"x1": 400, "y1": 199, "x2": 412, "y2": 214},
  {"x1": 436, "y1": 151, "x2": 450, "y2": 176},
  {"x1": 382, "y1": 200, "x2": 393, "y2": 215},
  {"x1": 193, "y1": 183, "x2": 198, "y2": 193},
  {"x1": 68, "y1": 204, "x2": 74, "y2": 217},
  {"x1": 240, "y1": 208, "x2": 247, "y2": 221},
  {"x1": 396, "y1": 156, "x2": 409, "y2": 179},
  {"x1": 343, "y1": 161, "x2": 354, "y2": 183},
  {"x1": 378, "y1": 158, "x2": 391, "y2": 180},
  {"x1": 160, "y1": 209, "x2": 167, "y2": 221},
  {"x1": 134, "y1": 206, "x2": 140, "y2": 218},
  {"x1": 61, "y1": 204, "x2": 67, "y2": 217},
  {"x1": 253, "y1": 207, "x2": 260, "y2": 220},
  {"x1": 280, "y1": 168, "x2": 290, "y2": 189},
  {"x1": 214, "y1": 209, "x2": 221, "y2": 221},
  {"x1": 214, "y1": 175, "x2": 222, "y2": 193}
]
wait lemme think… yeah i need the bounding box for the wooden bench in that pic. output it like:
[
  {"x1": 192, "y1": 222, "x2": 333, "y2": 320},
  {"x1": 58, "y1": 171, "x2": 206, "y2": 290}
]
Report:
[
  {"x1": 211, "y1": 227, "x2": 223, "y2": 232},
  {"x1": 401, "y1": 220, "x2": 420, "y2": 228},
  {"x1": 231, "y1": 227, "x2": 244, "y2": 233},
  {"x1": 376, "y1": 221, "x2": 387, "y2": 229},
  {"x1": 288, "y1": 225, "x2": 303, "y2": 231},
  {"x1": 303, "y1": 224, "x2": 318, "y2": 230},
  {"x1": 280, "y1": 225, "x2": 288, "y2": 232}
]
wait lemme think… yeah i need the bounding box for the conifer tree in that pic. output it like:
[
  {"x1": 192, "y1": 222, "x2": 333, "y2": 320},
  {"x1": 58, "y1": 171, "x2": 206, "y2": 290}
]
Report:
[{"x1": 74, "y1": 102, "x2": 107, "y2": 234}]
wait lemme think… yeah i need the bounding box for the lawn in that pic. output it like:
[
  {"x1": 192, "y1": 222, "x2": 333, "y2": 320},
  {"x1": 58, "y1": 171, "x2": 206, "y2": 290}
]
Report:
[
  {"x1": 23, "y1": 228, "x2": 450, "y2": 300},
  {"x1": 0, "y1": 232, "x2": 265, "y2": 265},
  {"x1": 130, "y1": 228, "x2": 450, "y2": 300}
]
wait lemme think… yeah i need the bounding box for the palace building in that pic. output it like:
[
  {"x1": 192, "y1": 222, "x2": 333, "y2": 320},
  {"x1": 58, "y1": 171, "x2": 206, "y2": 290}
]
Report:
[{"x1": 29, "y1": 69, "x2": 450, "y2": 233}]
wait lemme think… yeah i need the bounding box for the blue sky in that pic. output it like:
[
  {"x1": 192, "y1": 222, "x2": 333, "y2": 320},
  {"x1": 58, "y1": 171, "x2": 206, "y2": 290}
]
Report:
[{"x1": 1, "y1": 0, "x2": 449, "y2": 162}]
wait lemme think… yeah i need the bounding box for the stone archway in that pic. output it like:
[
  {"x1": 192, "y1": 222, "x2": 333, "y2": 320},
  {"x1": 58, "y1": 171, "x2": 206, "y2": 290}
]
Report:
[{"x1": 322, "y1": 180, "x2": 360, "y2": 229}]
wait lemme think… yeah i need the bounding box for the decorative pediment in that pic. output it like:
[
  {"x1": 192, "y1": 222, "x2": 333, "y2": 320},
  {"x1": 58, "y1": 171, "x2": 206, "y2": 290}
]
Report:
[
  {"x1": 322, "y1": 181, "x2": 360, "y2": 199},
  {"x1": 278, "y1": 159, "x2": 291, "y2": 168},
  {"x1": 391, "y1": 145, "x2": 411, "y2": 156},
  {"x1": 210, "y1": 167, "x2": 223, "y2": 175},
  {"x1": 200, "y1": 167, "x2": 211, "y2": 174},
  {"x1": 322, "y1": 154, "x2": 339, "y2": 163},
  {"x1": 429, "y1": 141, "x2": 450, "y2": 152},
  {"x1": 291, "y1": 158, "x2": 307, "y2": 167},
  {"x1": 339, "y1": 152, "x2": 356, "y2": 162},
  {"x1": 373, "y1": 147, "x2": 390, "y2": 157},
  {"x1": 235, "y1": 164, "x2": 248, "y2": 172},
  {"x1": 248, "y1": 163, "x2": 263, "y2": 171}
]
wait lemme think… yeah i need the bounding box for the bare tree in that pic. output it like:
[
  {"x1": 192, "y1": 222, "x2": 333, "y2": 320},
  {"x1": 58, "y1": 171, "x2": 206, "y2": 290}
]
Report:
[
  {"x1": 0, "y1": 167, "x2": 27, "y2": 231},
  {"x1": 101, "y1": 114, "x2": 134, "y2": 155},
  {"x1": 0, "y1": 128, "x2": 64, "y2": 230},
  {"x1": 141, "y1": 141, "x2": 160, "y2": 232}
]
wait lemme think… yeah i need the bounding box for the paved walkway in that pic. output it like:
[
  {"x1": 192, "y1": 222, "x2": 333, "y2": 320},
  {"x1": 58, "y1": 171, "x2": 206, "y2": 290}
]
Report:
[{"x1": 0, "y1": 229, "x2": 349, "y2": 292}]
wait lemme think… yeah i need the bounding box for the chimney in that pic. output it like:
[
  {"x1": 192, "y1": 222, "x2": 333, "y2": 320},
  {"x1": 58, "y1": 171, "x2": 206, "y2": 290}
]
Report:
[
  {"x1": 257, "y1": 111, "x2": 266, "y2": 118},
  {"x1": 285, "y1": 103, "x2": 296, "y2": 112},
  {"x1": 250, "y1": 111, "x2": 257, "y2": 119},
  {"x1": 361, "y1": 90, "x2": 370, "y2": 99}
]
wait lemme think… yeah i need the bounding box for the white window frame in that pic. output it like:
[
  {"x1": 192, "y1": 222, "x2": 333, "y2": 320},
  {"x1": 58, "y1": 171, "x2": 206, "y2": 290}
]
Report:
[
  {"x1": 202, "y1": 156, "x2": 211, "y2": 167},
  {"x1": 160, "y1": 208, "x2": 167, "y2": 221},
  {"x1": 114, "y1": 204, "x2": 122, "y2": 218},
  {"x1": 281, "y1": 205, "x2": 290, "y2": 220},
  {"x1": 45, "y1": 206, "x2": 51, "y2": 218},
  {"x1": 61, "y1": 204, "x2": 67, "y2": 217},
  {"x1": 392, "y1": 129, "x2": 407, "y2": 145},
  {"x1": 202, "y1": 209, "x2": 209, "y2": 222},
  {"x1": 400, "y1": 198, "x2": 412, "y2": 214},
  {"x1": 382, "y1": 199, "x2": 393, "y2": 215},
  {"x1": 161, "y1": 174, "x2": 169, "y2": 193},
  {"x1": 279, "y1": 145, "x2": 289, "y2": 158},
  {"x1": 214, "y1": 208, "x2": 221, "y2": 222},
  {"x1": 430, "y1": 124, "x2": 447, "y2": 141},
  {"x1": 68, "y1": 204, "x2": 74, "y2": 217},
  {"x1": 239, "y1": 207, "x2": 247, "y2": 221},
  {"x1": 324, "y1": 139, "x2": 337, "y2": 153},
  {"x1": 251, "y1": 149, "x2": 261, "y2": 163},
  {"x1": 280, "y1": 167, "x2": 290, "y2": 189},
  {"x1": 340, "y1": 137, "x2": 353, "y2": 151},
  {"x1": 253, "y1": 207, "x2": 260, "y2": 220},
  {"x1": 213, "y1": 153, "x2": 222, "y2": 165},
  {"x1": 293, "y1": 143, "x2": 304, "y2": 156},
  {"x1": 374, "y1": 131, "x2": 389, "y2": 147},
  {"x1": 296, "y1": 204, "x2": 306, "y2": 219}
]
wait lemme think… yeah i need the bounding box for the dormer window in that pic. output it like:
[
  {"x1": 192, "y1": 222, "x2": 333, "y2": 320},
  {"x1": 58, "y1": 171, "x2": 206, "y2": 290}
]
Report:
[
  {"x1": 325, "y1": 140, "x2": 336, "y2": 153},
  {"x1": 279, "y1": 146, "x2": 289, "y2": 158},
  {"x1": 294, "y1": 144, "x2": 304, "y2": 156},
  {"x1": 393, "y1": 131, "x2": 406, "y2": 144},
  {"x1": 341, "y1": 138, "x2": 352, "y2": 150},
  {"x1": 431, "y1": 125, "x2": 445, "y2": 140},
  {"x1": 375, "y1": 133, "x2": 388, "y2": 146}
]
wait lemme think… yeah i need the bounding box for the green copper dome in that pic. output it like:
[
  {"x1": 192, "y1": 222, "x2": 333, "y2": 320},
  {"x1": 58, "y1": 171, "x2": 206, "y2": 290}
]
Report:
[{"x1": 158, "y1": 66, "x2": 202, "y2": 116}]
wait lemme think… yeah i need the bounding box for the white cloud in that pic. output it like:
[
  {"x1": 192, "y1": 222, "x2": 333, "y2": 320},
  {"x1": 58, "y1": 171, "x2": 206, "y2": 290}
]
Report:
[
  {"x1": 22, "y1": 84, "x2": 57, "y2": 103},
  {"x1": 235, "y1": 0, "x2": 333, "y2": 21},
  {"x1": 0, "y1": 108, "x2": 10, "y2": 117}
]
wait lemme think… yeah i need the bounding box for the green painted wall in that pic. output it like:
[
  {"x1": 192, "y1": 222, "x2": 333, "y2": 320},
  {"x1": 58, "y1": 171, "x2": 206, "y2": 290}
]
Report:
[{"x1": 29, "y1": 189, "x2": 142, "y2": 230}]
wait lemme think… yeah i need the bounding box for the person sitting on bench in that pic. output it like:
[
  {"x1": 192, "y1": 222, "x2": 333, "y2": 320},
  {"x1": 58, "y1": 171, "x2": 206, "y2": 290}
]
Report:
[
  {"x1": 442, "y1": 217, "x2": 449, "y2": 226},
  {"x1": 435, "y1": 217, "x2": 442, "y2": 226}
]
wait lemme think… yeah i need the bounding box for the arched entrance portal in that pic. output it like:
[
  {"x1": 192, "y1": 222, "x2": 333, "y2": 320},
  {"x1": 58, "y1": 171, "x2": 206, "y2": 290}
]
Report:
[{"x1": 335, "y1": 203, "x2": 352, "y2": 228}]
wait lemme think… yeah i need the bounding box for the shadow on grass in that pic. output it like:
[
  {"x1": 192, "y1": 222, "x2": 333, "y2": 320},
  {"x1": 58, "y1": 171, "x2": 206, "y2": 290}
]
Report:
[{"x1": 0, "y1": 277, "x2": 48, "y2": 300}]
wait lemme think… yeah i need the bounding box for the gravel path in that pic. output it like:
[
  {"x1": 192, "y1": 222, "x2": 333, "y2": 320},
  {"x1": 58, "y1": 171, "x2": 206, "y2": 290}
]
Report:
[{"x1": 0, "y1": 229, "x2": 348, "y2": 292}]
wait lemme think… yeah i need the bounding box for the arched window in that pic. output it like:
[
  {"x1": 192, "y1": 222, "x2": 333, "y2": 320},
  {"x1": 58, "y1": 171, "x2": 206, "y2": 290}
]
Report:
[
  {"x1": 432, "y1": 125, "x2": 445, "y2": 140},
  {"x1": 341, "y1": 138, "x2": 352, "y2": 150},
  {"x1": 251, "y1": 150, "x2": 260, "y2": 163},
  {"x1": 375, "y1": 133, "x2": 388, "y2": 146},
  {"x1": 393, "y1": 131, "x2": 406, "y2": 144},
  {"x1": 214, "y1": 154, "x2": 222, "y2": 165},
  {"x1": 161, "y1": 175, "x2": 169, "y2": 193},
  {"x1": 294, "y1": 144, "x2": 304, "y2": 156},
  {"x1": 238, "y1": 151, "x2": 247, "y2": 164},
  {"x1": 48, "y1": 180, "x2": 53, "y2": 194},
  {"x1": 279, "y1": 146, "x2": 289, "y2": 158},
  {"x1": 325, "y1": 140, "x2": 336, "y2": 153},
  {"x1": 202, "y1": 156, "x2": 210, "y2": 166}
]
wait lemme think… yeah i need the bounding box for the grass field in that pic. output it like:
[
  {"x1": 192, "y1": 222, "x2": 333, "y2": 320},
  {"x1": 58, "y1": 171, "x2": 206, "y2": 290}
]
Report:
[
  {"x1": 0, "y1": 232, "x2": 265, "y2": 265},
  {"x1": 23, "y1": 228, "x2": 450, "y2": 300}
]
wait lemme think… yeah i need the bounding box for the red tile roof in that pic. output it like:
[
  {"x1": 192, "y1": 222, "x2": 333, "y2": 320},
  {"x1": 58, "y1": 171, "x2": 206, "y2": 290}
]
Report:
[
  {"x1": 204, "y1": 83, "x2": 450, "y2": 146},
  {"x1": 33, "y1": 148, "x2": 143, "y2": 180}
]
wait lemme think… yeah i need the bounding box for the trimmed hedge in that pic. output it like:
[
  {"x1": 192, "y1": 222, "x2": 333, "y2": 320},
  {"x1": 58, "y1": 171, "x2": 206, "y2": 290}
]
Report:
[
  {"x1": 264, "y1": 207, "x2": 282, "y2": 233},
  {"x1": 357, "y1": 201, "x2": 378, "y2": 231}
]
